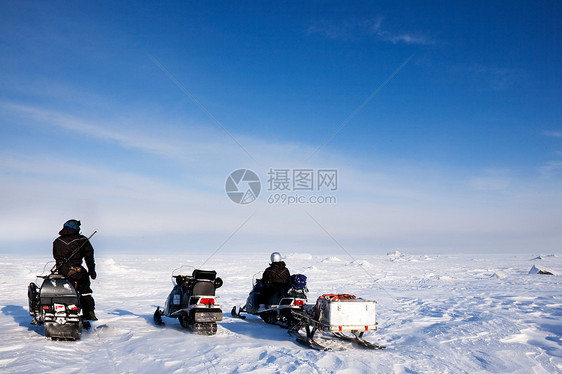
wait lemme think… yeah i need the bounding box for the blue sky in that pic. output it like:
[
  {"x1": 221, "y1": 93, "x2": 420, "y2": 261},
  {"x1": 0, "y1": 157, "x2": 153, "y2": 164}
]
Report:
[{"x1": 1, "y1": 1, "x2": 561, "y2": 255}]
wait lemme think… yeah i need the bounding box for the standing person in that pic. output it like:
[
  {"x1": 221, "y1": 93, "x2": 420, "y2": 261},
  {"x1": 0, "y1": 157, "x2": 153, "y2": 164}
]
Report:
[
  {"x1": 53, "y1": 219, "x2": 97, "y2": 322},
  {"x1": 260, "y1": 252, "x2": 291, "y2": 307}
]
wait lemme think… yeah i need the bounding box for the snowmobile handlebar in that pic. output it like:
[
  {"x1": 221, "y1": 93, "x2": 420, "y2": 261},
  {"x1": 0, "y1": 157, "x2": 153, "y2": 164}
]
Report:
[{"x1": 50, "y1": 231, "x2": 97, "y2": 274}]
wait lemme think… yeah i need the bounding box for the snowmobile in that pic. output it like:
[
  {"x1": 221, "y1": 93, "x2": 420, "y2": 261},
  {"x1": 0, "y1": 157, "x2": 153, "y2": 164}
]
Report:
[
  {"x1": 27, "y1": 231, "x2": 96, "y2": 341},
  {"x1": 154, "y1": 268, "x2": 223, "y2": 335},
  {"x1": 231, "y1": 274, "x2": 308, "y2": 330},
  {"x1": 28, "y1": 273, "x2": 84, "y2": 340}
]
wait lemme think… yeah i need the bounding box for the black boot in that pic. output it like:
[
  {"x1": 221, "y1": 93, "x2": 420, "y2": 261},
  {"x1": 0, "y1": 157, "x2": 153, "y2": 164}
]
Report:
[{"x1": 88, "y1": 311, "x2": 98, "y2": 321}]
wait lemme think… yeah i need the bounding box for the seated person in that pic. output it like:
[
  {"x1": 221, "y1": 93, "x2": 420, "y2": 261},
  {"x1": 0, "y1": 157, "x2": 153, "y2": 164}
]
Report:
[{"x1": 259, "y1": 252, "x2": 291, "y2": 307}]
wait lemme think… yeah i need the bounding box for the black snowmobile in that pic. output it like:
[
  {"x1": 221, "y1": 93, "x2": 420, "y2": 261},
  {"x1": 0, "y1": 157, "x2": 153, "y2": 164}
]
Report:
[
  {"x1": 154, "y1": 268, "x2": 223, "y2": 335},
  {"x1": 231, "y1": 273, "x2": 308, "y2": 329},
  {"x1": 27, "y1": 231, "x2": 96, "y2": 341},
  {"x1": 28, "y1": 273, "x2": 84, "y2": 340}
]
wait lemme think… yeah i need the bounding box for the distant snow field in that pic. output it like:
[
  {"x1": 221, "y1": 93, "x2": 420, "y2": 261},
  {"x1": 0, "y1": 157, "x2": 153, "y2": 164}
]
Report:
[{"x1": 1, "y1": 252, "x2": 561, "y2": 373}]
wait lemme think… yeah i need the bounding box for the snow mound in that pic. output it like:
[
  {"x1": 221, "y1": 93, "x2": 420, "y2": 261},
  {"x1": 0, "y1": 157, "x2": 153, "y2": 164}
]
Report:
[
  {"x1": 302, "y1": 265, "x2": 327, "y2": 273},
  {"x1": 347, "y1": 259, "x2": 372, "y2": 267},
  {"x1": 531, "y1": 254, "x2": 556, "y2": 260},
  {"x1": 102, "y1": 258, "x2": 130, "y2": 274},
  {"x1": 387, "y1": 250, "x2": 409, "y2": 261},
  {"x1": 387, "y1": 250, "x2": 405, "y2": 257},
  {"x1": 425, "y1": 273, "x2": 456, "y2": 281},
  {"x1": 529, "y1": 265, "x2": 557, "y2": 275},
  {"x1": 491, "y1": 271, "x2": 507, "y2": 279},
  {"x1": 320, "y1": 256, "x2": 342, "y2": 263}
]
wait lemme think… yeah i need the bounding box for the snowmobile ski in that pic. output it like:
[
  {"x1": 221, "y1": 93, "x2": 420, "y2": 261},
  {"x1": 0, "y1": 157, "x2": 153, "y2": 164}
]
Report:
[
  {"x1": 288, "y1": 329, "x2": 330, "y2": 351},
  {"x1": 332, "y1": 332, "x2": 386, "y2": 350},
  {"x1": 153, "y1": 307, "x2": 164, "y2": 326},
  {"x1": 230, "y1": 306, "x2": 246, "y2": 319}
]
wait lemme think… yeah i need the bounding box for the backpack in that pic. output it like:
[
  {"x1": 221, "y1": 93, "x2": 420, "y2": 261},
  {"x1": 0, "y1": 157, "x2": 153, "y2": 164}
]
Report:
[{"x1": 290, "y1": 274, "x2": 307, "y2": 290}]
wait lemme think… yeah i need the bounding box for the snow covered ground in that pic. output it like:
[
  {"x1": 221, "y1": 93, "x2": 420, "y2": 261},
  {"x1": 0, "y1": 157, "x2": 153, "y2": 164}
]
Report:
[{"x1": 1, "y1": 251, "x2": 561, "y2": 373}]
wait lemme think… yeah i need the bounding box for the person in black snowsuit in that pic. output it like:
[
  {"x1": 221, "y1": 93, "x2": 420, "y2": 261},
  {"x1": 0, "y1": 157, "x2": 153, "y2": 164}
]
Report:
[
  {"x1": 53, "y1": 219, "x2": 97, "y2": 321},
  {"x1": 259, "y1": 252, "x2": 291, "y2": 307}
]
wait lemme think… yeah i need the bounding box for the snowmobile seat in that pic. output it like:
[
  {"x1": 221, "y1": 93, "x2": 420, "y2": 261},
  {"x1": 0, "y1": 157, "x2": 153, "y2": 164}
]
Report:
[
  {"x1": 39, "y1": 275, "x2": 80, "y2": 305},
  {"x1": 191, "y1": 280, "x2": 215, "y2": 296},
  {"x1": 192, "y1": 269, "x2": 216, "y2": 281}
]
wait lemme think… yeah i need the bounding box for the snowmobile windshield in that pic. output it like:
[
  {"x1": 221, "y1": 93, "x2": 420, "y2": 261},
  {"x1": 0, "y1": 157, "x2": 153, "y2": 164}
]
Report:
[
  {"x1": 251, "y1": 270, "x2": 262, "y2": 286},
  {"x1": 171, "y1": 265, "x2": 195, "y2": 285}
]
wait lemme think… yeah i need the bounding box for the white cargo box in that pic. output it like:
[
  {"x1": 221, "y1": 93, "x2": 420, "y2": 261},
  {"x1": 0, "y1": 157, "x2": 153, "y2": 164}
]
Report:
[{"x1": 316, "y1": 297, "x2": 377, "y2": 332}]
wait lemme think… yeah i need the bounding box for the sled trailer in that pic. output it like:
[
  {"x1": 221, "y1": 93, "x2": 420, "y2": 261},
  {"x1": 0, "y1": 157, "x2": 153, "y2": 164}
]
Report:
[
  {"x1": 315, "y1": 296, "x2": 377, "y2": 332},
  {"x1": 290, "y1": 294, "x2": 384, "y2": 351}
]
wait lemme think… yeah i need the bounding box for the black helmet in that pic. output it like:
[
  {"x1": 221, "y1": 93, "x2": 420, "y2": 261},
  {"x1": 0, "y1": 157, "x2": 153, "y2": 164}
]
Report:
[{"x1": 63, "y1": 219, "x2": 81, "y2": 231}]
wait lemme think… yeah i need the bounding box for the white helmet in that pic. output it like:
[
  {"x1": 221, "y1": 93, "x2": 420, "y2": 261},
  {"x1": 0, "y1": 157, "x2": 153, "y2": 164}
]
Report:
[{"x1": 270, "y1": 252, "x2": 282, "y2": 263}]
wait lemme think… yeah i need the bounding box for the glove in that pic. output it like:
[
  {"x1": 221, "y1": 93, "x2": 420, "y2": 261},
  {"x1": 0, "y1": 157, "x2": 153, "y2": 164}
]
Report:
[{"x1": 89, "y1": 270, "x2": 97, "y2": 280}]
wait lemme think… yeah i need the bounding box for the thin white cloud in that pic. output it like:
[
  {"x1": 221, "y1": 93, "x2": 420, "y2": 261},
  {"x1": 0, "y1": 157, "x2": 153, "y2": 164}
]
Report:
[
  {"x1": 468, "y1": 169, "x2": 513, "y2": 191},
  {"x1": 540, "y1": 161, "x2": 562, "y2": 177},
  {"x1": 466, "y1": 64, "x2": 522, "y2": 91},
  {"x1": 543, "y1": 130, "x2": 562, "y2": 138},
  {"x1": 469, "y1": 177, "x2": 511, "y2": 191},
  {"x1": 306, "y1": 20, "x2": 354, "y2": 40},
  {"x1": 1, "y1": 102, "x2": 187, "y2": 160},
  {"x1": 0, "y1": 101, "x2": 273, "y2": 173},
  {"x1": 307, "y1": 17, "x2": 435, "y2": 45},
  {"x1": 380, "y1": 33, "x2": 433, "y2": 45},
  {"x1": 369, "y1": 17, "x2": 434, "y2": 45},
  {"x1": 1, "y1": 101, "x2": 339, "y2": 171}
]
